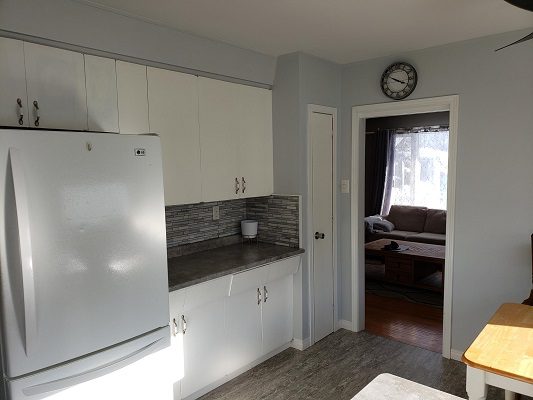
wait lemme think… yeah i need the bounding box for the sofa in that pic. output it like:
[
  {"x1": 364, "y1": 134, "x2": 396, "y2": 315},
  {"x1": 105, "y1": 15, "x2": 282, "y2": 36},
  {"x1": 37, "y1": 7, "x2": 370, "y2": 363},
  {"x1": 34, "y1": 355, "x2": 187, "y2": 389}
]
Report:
[{"x1": 366, "y1": 205, "x2": 446, "y2": 246}]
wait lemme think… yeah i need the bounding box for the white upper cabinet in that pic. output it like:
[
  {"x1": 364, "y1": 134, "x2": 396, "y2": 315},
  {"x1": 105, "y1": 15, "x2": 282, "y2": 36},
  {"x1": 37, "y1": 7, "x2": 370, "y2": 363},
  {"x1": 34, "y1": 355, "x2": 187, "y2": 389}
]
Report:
[
  {"x1": 148, "y1": 67, "x2": 202, "y2": 205},
  {"x1": 84, "y1": 55, "x2": 119, "y2": 133},
  {"x1": 116, "y1": 61, "x2": 149, "y2": 134},
  {"x1": 24, "y1": 42, "x2": 87, "y2": 130},
  {"x1": 198, "y1": 77, "x2": 241, "y2": 202},
  {"x1": 238, "y1": 86, "x2": 273, "y2": 198},
  {"x1": 0, "y1": 37, "x2": 28, "y2": 127},
  {"x1": 198, "y1": 77, "x2": 274, "y2": 202}
]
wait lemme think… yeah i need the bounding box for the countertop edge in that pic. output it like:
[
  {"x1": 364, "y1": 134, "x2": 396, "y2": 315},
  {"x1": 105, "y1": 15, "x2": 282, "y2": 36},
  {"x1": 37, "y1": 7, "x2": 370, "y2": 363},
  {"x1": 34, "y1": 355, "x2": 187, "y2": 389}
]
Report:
[{"x1": 168, "y1": 247, "x2": 304, "y2": 292}]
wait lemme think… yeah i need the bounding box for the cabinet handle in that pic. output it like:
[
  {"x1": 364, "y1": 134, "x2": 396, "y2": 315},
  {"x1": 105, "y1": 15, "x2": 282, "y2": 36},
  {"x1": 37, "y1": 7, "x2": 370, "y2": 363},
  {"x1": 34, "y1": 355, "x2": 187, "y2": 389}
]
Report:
[
  {"x1": 17, "y1": 98, "x2": 24, "y2": 125},
  {"x1": 257, "y1": 287, "x2": 262, "y2": 305},
  {"x1": 263, "y1": 285, "x2": 268, "y2": 303},
  {"x1": 242, "y1": 177, "x2": 246, "y2": 194},
  {"x1": 172, "y1": 318, "x2": 179, "y2": 336},
  {"x1": 33, "y1": 100, "x2": 40, "y2": 127},
  {"x1": 181, "y1": 315, "x2": 187, "y2": 334},
  {"x1": 235, "y1": 177, "x2": 240, "y2": 194}
]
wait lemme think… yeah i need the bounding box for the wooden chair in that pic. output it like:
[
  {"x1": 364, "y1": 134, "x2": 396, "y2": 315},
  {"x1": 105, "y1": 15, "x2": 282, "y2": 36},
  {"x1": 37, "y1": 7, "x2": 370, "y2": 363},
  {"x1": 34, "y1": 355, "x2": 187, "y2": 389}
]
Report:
[{"x1": 523, "y1": 234, "x2": 533, "y2": 306}]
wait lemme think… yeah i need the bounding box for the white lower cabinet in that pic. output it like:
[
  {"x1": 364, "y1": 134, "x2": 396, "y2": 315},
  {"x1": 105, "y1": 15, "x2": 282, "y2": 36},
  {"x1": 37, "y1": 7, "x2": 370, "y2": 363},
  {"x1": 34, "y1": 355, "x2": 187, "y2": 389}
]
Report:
[
  {"x1": 168, "y1": 255, "x2": 300, "y2": 400},
  {"x1": 225, "y1": 265, "x2": 267, "y2": 374}
]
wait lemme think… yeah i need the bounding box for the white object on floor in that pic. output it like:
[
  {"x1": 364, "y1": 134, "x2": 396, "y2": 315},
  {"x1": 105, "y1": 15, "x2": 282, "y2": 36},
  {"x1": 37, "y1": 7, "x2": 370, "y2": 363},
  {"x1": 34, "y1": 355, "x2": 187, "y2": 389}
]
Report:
[{"x1": 352, "y1": 373, "x2": 463, "y2": 400}]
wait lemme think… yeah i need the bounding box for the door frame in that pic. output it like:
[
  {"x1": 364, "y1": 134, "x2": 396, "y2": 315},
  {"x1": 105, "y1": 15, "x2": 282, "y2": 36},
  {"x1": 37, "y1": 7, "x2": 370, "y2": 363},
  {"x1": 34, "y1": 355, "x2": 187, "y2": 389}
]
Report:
[
  {"x1": 350, "y1": 95, "x2": 459, "y2": 358},
  {"x1": 307, "y1": 104, "x2": 338, "y2": 345}
]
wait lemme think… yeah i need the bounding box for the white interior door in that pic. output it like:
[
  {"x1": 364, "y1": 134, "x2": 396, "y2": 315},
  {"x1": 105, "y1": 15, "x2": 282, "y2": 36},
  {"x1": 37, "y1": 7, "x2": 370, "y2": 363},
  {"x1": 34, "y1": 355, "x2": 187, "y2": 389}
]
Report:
[{"x1": 310, "y1": 111, "x2": 335, "y2": 343}]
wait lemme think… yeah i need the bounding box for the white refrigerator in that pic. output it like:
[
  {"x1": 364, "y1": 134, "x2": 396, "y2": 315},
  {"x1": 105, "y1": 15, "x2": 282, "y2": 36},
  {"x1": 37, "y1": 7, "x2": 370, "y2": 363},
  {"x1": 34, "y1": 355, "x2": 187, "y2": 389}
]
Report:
[{"x1": 0, "y1": 129, "x2": 171, "y2": 399}]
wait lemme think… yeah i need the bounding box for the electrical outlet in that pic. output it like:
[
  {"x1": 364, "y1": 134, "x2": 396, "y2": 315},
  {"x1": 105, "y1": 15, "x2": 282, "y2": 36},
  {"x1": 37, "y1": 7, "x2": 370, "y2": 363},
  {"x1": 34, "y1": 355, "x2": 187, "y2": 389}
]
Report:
[{"x1": 212, "y1": 206, "x2": 220, "y2": 220}]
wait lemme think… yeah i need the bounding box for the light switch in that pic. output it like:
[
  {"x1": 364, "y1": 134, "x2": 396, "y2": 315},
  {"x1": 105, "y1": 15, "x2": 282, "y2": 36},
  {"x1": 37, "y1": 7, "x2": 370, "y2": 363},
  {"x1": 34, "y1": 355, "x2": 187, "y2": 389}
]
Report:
[
  {"x1": 341, "y1": 179, "x2": 350, "y2": 194},
  {"x1": 212, "y1": 205, "x2": 220, "y2": 220}
]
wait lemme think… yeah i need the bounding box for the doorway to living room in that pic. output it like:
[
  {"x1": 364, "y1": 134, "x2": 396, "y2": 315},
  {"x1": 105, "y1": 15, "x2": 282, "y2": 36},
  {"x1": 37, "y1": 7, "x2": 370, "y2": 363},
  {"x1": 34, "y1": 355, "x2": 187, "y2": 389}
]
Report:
[
  {"x1": 364, "y1": 112, "x2": 449, "y2": 353},
  {"x1": 350, "y1": 96, "x2": 459, "y2": 358}
]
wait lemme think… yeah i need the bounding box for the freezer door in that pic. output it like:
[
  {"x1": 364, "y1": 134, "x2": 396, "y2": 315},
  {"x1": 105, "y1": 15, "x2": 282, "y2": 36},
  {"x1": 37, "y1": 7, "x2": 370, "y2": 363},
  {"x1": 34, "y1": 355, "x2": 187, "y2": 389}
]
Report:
[{"x1": 0, "y1": 130, "x2": 169, "y2": 378}]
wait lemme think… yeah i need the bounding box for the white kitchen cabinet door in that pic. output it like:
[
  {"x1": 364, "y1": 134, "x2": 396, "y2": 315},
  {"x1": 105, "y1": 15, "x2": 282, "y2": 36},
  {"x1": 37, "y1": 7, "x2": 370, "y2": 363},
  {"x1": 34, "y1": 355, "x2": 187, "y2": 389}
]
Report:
[
  {"x1": 116, "y1": 61, "x2": 149, "y2": 134},
  {"x1": 148, "y1": 67, "x2": 202, "y2": 205},
  {"x1": 261, "y1": 274, "x2": 294, "y2": 355},
  {"x1": 225, "y1": 266, "x2": 266, "y2": 375},
  {"x1": 238, "y1": 86, "x2": 273, "y2": 198},
  {"x1": 0, "y1": 37, "x2": 28, "y2": 127},
  {"x1": 181, "y1": 277, "x2": 230, "y2": 399},
  {"x1": 198, "y1": 77, "x2": 240, "y2": 202},
  {"x1": 169, "y1": 290, "x2": 186, "y2": 400},
  {"x1": 84, "y1": 55, "x2": 119, "y2": 133},
  {"x1": 24, "y1": 42, "x2": 87, "y2": 130}
]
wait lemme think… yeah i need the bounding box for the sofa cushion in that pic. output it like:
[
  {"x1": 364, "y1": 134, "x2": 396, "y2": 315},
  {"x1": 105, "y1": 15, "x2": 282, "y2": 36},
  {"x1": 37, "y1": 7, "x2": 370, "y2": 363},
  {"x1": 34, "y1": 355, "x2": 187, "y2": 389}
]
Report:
[
  {"x1": 424, "y1": 209, "x2": 446, "y2": 234},
  {"x1": 386, "y1": 205, "x2": 428, "y2": 232},
  {"x1": 406, "y1": 232, "x2": 446, "y2": 246}
]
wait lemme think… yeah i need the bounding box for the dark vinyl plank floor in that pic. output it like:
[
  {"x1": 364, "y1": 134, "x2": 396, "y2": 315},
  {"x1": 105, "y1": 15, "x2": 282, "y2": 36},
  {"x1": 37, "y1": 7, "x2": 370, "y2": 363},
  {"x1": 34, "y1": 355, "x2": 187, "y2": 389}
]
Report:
[{"x1": 200, "y1": 329, "x2": 512, "y2": 400}]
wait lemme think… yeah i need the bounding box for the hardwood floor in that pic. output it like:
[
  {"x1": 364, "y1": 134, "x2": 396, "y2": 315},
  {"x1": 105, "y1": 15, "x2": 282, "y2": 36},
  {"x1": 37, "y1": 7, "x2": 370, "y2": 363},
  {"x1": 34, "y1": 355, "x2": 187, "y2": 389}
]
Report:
[
  {"x1": 365, "y1": 293, "x2": 443, "y2": 353},
  {"x1": 200, "y1": 329, "x2": 512, "y2": 400}
]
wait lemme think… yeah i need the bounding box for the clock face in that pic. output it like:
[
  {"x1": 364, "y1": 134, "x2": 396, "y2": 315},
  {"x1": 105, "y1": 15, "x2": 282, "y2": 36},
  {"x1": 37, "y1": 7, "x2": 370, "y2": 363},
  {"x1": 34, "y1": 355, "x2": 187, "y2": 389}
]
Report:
[{"x1": 380, "y1": 62, "x2": 417, "y2": 100}]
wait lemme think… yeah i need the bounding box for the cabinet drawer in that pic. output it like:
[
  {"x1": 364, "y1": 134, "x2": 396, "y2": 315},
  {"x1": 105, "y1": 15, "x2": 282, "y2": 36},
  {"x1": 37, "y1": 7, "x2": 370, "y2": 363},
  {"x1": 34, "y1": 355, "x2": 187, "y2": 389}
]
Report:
[
  {"x1": 184, "y1": 275, "x2": 232, "y2": 311},
  {"x1": 229, "y1": 265, "x2": 268, "y2": 296},
  {"x1": 265, "y1": 256, "x2": 301, "y2": 283}
]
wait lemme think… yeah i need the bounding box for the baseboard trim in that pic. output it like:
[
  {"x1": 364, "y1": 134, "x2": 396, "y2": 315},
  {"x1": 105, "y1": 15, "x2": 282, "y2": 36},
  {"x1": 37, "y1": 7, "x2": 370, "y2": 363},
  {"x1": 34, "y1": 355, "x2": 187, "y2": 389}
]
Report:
[
  {"x1": 450, "y1": 349, "x2": 463, "y2": 361},
  {"x1": 337, "y1": 319, "x2": 353, "y2": 331},
  {"x1": 291, "y1": 337, "x2": 311, "y2": 351}
]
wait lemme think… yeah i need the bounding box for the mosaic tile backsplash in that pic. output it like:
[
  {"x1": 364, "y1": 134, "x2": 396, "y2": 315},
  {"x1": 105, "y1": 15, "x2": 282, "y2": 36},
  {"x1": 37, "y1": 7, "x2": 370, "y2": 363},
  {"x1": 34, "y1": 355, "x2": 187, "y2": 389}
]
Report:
[{"x1": 165, "y1": 195, "x2": 300, "y2": 249}]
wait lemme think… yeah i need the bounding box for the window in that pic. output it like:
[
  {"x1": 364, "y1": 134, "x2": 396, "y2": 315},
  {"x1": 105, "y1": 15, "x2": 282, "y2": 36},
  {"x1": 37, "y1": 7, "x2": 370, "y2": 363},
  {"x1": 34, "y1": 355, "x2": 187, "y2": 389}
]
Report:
[{"x1": 382, "y1": 129, "x2": 449, "y2": 213}]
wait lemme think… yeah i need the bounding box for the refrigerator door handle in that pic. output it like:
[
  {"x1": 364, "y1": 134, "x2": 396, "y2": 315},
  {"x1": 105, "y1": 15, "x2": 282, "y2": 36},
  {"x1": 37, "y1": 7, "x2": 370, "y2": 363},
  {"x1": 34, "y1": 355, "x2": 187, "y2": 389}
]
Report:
[
  {"x1": 9, "y1": 147, "x2": 37, "y2": 356},
  {"x1": 21, "y1": 336, "x2": 165, "y2": 397}
]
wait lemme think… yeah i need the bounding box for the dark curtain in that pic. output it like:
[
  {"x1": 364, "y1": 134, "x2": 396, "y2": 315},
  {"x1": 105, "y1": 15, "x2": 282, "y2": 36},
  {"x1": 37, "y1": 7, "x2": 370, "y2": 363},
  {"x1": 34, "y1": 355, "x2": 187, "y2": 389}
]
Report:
[{"x1": 366, "y1": 129, "x2": 394, "y2": 216}]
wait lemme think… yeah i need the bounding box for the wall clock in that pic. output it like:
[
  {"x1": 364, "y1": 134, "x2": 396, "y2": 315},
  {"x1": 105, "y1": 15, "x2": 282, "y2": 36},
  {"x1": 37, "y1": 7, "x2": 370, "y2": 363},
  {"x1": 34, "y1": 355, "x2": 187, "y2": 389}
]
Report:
[{"x1": 380, "y1": 62, "x2": 417, "y2": 100}]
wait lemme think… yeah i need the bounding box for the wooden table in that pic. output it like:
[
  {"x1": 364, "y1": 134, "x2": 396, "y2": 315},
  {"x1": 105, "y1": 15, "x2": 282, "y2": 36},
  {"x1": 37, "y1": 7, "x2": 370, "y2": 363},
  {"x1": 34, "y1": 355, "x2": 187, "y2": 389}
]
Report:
[
  {"x1": 462, "y1": 303, "x2": 533, "y2": 400},
  {"x1": 365, "y1": 239, "x2": 445, "y2": 292}
]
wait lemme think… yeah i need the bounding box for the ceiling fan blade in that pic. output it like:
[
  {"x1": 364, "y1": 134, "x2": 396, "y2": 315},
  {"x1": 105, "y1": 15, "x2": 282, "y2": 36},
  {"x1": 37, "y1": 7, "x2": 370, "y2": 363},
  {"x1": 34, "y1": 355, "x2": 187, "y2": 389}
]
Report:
[
  {"x1": 504, "y1": 0, "x2": 533, "y2": 12},
  {"x1": 495, "y1": 31, "x2": 533, "y2": 51}
]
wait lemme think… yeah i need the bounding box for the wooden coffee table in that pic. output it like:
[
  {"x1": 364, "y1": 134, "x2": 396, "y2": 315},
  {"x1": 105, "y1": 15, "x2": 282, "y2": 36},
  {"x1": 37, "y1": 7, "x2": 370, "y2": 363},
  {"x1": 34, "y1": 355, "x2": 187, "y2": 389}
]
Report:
[{"x1": 365, "y1": 239, "x2": 445, "y2": 292}]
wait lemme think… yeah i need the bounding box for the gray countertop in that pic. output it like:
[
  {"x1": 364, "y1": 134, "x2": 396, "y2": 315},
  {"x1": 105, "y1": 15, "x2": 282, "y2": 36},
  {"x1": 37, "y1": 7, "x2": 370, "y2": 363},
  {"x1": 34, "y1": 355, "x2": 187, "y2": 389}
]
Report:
[{"x1": 168, "y1": 243, "x2": 305, "y2": 292}]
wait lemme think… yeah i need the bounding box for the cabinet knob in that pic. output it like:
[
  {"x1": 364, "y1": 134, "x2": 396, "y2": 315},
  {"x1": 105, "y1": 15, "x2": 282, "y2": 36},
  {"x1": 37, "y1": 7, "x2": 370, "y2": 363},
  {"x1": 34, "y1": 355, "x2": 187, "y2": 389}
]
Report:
[
  {"x1": 235, "y1": 177, "x2": 240, "y2": 194},
  {"x1": 242, "y1": 177, "x2": 246, "y2": 194},
  {"x1": 33, "y1": 100, "x2": 40, "y2": 127},
  {"x1": 17, "y1": 98, "x2": 23, "y2": 125},
  {"x1": 257, "y1": 287, "x2": 262, "y2": 305},
  {"x1": 263, "y1": 285, "x2": 268, "y2": 303}
]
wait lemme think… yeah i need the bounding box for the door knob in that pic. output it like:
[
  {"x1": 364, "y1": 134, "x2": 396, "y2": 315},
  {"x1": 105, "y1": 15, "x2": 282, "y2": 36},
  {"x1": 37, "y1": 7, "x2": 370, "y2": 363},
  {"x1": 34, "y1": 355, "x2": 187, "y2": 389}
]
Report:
[{"x1": 314, "y1": 232, "x2": 325, "y2": 240}]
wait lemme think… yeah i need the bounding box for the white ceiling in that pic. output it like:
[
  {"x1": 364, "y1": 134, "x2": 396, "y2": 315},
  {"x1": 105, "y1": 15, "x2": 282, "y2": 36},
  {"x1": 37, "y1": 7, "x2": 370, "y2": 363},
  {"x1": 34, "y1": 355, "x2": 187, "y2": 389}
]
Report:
[{"x1": 77, "y1": 0, "x2": 533, "y2": 64}]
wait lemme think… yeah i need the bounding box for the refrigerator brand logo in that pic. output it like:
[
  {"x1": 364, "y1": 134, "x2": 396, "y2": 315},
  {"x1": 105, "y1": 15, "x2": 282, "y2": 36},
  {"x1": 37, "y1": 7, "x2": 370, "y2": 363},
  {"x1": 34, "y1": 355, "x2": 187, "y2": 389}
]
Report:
[{"x1": 135, "y1": 148, "x2": 146, "y2": 156}]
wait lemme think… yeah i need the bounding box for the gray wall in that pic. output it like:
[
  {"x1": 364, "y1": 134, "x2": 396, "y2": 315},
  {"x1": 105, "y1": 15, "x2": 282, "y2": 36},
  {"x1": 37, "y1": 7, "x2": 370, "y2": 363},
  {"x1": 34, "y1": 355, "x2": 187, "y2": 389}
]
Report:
[
  {"x1": 0, "y1": 0, "x2": 276, "y2": 85},
  {"x1": 273, "y1": 52, "x2": 342, "y2": 342},
  {"x1": 340, "y1": 29, "x2": 533, "y2": 352}
]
